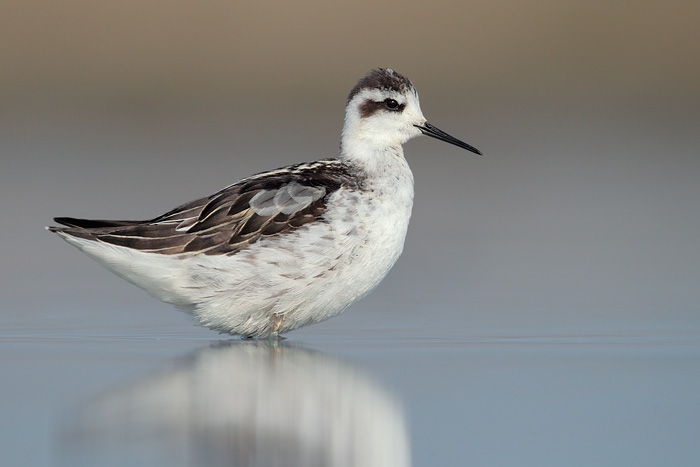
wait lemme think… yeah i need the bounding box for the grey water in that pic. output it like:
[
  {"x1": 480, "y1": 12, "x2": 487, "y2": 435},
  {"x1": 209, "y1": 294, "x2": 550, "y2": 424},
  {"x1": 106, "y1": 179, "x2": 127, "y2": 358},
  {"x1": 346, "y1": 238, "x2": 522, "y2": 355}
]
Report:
[
  {"x1": 3, "y1": 306, "x2": 700, "y2": 466},
  {"x1": 2, "y1": 103, "x2": 700, "y2": 466}
]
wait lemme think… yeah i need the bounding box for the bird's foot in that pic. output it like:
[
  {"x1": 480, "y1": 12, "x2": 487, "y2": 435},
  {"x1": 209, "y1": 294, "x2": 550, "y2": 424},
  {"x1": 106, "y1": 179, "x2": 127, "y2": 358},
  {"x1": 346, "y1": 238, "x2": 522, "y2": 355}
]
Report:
[{"x1": 269, "y1": 313, "x2": 285, "y2": 345}]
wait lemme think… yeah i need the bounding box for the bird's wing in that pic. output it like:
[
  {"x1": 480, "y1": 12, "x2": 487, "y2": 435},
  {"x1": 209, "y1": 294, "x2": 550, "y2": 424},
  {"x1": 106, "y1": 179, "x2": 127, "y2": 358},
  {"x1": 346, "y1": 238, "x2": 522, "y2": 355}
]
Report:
[{"x1": 49, "y1": 160, "x2": 358, "y2": 256}]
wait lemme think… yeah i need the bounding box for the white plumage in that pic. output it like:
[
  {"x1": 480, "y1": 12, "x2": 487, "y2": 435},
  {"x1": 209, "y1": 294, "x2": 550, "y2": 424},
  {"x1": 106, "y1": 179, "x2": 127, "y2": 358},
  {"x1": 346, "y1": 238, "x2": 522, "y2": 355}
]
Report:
[{"x1": 50, "y1": 68, "x2": 481, "y2": 337}]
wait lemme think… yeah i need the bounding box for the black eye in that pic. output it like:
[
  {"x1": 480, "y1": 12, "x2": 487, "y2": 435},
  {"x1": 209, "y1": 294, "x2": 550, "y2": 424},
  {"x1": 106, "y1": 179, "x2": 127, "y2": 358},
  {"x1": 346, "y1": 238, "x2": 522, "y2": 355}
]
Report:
[{"x1": 384, "y1": 98, "x2": 399, "y2": 110}]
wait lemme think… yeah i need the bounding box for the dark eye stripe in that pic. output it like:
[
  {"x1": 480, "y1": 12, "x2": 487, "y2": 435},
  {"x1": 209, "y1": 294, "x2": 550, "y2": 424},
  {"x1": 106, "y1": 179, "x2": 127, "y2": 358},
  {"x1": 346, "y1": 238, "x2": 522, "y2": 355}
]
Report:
[{"x1": 358, "y1": 99, "x2": 405, "y2": 118}]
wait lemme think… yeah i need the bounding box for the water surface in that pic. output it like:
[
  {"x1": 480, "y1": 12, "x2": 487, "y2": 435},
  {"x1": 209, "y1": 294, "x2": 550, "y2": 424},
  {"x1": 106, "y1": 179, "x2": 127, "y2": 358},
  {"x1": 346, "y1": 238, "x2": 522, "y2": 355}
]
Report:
[{"x1": 2, "y1": 302, "x2": 699, "y2": 467}]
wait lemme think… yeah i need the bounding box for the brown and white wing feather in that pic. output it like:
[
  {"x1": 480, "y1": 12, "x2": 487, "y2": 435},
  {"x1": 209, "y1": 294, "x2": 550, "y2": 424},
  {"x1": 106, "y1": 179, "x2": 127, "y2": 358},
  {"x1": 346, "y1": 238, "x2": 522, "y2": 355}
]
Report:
[{"x1": 49, "y1": 160, "x2": 361, "y2": 256}]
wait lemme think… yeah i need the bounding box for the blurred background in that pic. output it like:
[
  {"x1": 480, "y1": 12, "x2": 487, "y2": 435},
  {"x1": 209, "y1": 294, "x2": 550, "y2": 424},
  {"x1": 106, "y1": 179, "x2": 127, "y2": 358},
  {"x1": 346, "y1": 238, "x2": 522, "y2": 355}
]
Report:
[
  {"x1": 2, "y1": 0, "x2": 699, "y2": 332},
  {"x1": 3, "y1": 2, "x2": 700, "y2": 466}
]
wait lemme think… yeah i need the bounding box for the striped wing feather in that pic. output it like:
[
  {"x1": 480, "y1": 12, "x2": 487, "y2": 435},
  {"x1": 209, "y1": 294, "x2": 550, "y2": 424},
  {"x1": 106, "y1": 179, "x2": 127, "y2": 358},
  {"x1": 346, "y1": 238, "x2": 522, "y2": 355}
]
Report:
[{"x1": 50, "y1": 160, "x2": 357, "y2": 256}]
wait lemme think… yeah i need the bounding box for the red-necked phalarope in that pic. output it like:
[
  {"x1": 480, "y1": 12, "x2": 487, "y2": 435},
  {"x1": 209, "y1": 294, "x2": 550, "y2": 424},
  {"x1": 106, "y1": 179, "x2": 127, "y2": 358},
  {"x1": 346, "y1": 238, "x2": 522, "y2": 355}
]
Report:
[{"x1": 49, "y1": 68, "x2": 482, "y2": 338}]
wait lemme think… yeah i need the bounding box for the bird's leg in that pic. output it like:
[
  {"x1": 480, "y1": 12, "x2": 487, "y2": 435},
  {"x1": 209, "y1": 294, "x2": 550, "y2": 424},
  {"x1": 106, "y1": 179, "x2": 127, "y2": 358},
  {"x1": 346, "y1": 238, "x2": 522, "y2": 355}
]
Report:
[{"x1": 269, "y1": 313, "x2": 285, "y2": 342}]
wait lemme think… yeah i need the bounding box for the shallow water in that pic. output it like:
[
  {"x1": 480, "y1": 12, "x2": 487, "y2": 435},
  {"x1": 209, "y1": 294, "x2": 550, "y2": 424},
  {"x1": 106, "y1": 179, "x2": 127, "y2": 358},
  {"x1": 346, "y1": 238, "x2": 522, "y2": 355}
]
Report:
[{"x1": 2, "y1": 301, "x2": 699, "y2": 467}]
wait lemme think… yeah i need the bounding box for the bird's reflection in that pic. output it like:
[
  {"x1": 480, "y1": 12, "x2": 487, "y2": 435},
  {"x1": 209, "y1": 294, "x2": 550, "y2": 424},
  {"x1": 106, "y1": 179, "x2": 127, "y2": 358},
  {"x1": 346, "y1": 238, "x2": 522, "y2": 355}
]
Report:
[{"x1": 58, "y1": 341, "x2": 410, "y2": 467}]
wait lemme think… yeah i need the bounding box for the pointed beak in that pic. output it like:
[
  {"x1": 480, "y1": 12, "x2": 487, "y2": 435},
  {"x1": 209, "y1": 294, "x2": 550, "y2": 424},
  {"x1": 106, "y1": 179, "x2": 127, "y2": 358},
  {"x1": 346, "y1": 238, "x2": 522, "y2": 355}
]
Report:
[{"x1": 415, "y1": 122, "x2": 483, "y2": 155}]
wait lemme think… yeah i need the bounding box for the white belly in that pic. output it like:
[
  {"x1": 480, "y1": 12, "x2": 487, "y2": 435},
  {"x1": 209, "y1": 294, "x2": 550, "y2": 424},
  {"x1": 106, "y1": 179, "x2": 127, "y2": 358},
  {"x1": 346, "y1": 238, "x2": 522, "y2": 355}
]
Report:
[{"x1": 185, "y1": 177, "x2": 414, "y2": 336}]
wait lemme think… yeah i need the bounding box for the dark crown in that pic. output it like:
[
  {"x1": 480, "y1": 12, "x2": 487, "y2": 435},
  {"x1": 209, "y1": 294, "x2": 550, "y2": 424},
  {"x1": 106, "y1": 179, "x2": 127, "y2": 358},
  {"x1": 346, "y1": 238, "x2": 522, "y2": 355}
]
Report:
[{"x1": 347, "y1": 68, "x2": 415, "y2": 103}]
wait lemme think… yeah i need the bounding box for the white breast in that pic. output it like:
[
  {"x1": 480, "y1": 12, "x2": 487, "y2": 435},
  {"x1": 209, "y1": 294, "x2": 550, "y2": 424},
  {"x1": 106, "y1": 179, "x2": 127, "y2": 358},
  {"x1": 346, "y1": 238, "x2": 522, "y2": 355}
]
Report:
[{"x1": 182, "y1": 151, "x2": 415, "y2": 336}]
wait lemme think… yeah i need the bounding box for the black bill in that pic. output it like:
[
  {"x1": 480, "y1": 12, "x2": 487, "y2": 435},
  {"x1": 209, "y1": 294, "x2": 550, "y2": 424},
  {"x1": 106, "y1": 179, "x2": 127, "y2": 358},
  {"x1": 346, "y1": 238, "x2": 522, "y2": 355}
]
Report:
[{"x1": 415, "y1": 122, "x2": 483, "y2": 155}]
